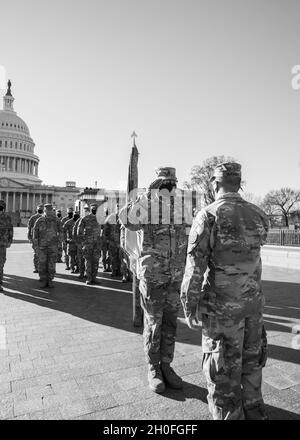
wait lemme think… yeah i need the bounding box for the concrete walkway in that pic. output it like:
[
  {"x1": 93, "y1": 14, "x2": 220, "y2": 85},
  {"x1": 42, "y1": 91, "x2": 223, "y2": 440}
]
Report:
[{"x1": 0, "y1": 228, "x2": 299, "y2": 420}]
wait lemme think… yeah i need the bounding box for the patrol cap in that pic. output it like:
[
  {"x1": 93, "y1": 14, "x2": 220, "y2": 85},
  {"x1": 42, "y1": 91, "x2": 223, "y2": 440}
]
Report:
[
  {"x1": 67, "y1": 207, "x2": 74, "y2": 213},
  {"x1": 210, "y1": 162, "x2": 241, "y2": 183},
  {"x1": 83, "y1": 204, "x2": 89, "y2": 210},
  {"x1": 90, "y1": 203, "x2": 98, "y2": 209},
  {"x1": 56, "y1": 209, "x2": 61, "y2": 213},
  {"x1": 36, "y1": 204, "x2": 44, "y2": 210},
  {"x1": 148, "y1": 167, "x2": 178, "y2": 190},
  {"x1": 155, "y1": 167, "x2": 177, "y2": 182},
  {"x1": 0, "y1": 199, "x2": 6, "y2": 208},
  {"x1": 44, "y1": 203, "x2": 53, "y2": 211}
]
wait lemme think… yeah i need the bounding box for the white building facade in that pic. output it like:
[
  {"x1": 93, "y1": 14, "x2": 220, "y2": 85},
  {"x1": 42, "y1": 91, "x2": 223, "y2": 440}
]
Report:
[{"x1": 0, "y1": 80, "x2": 81, "y2": 224}]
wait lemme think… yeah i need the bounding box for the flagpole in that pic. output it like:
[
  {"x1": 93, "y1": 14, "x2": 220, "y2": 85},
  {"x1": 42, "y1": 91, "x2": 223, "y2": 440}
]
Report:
[{"x1": 128, "y1": 132, "x2": 143, "y2": 327}]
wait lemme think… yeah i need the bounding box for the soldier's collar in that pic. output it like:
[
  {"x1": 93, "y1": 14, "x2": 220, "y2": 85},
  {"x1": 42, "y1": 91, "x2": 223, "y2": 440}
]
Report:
[{"x1": 215, "y1": 192, "x2": 242, "y2": 201}]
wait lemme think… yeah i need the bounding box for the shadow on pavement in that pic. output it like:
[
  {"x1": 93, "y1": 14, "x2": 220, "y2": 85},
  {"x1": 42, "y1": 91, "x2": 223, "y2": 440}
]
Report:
[
  {"x1": 266, "y1": 405, "x2": 300, "y2": 420},
  {"x1": 163, "y1": 381, "x2": 208, "y2": 403},
  {"x1": 3, "y1": 273, "x2": 201, "y2": 347},
  {"x1": 2, "y1": 275, "x2": 299, "y2": 358},
  {"x1": 263, "y1": 280, "x2": 300, "y2": 320}
]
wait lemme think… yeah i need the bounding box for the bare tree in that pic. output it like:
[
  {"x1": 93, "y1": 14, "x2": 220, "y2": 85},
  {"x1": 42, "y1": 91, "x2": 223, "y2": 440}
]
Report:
[
  {"x1": 263, "y1": 188, "x2": 300, "y2": 227},
  {"x1": 243, "y1": 192, "x2": 264, "y2": 208},
  {"x1": 183, "y1": 155, "x2": 238, "y2": 205}
]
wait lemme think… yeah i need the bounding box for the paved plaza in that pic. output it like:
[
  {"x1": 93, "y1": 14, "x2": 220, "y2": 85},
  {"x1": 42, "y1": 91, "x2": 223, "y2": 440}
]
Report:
[{"x1": 0, "y1": 228, "x2": 299, "y2": 420}]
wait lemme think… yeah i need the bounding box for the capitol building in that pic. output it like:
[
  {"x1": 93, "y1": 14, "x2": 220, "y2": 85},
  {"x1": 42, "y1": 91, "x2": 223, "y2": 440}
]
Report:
[{"x1": 0, "y1": 80, "x2": 80, "y2": 225}]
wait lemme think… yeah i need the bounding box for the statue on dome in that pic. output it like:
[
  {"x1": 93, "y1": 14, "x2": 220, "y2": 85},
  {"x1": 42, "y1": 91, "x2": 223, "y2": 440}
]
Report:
[{"x1": 6, "y1": 80, "x2": 12, "y2": 96}]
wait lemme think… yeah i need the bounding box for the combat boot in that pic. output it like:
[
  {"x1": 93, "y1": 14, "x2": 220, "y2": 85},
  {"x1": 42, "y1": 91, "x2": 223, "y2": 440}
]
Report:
[
  {"x1": 40, "y1": 280, "x2": 48, "y2": 288},
  {"x1": 78, "y1": 273, "x2": 85, "y2": 279},
  {"x1": 47, "y1": 280, "x2": 54, "y2": 288},
  {"x1": 148, "y1": 364, "x2": 166, "y2": 394},
  {"x1": 86, "y1": 280, "x2": 93, "y2": 285},
  {"x1": 0, "y1": 285, "x2": 3, "y2": 292},
  {"x1": 65, "y1": 265, "x2": 70, "y2": 270},
  {"x1": 33, "y1": 269, "x2": 38, "y2": 273},
  {"x1": 161, "y1": 363, "x2": 183, "y2": 389}
]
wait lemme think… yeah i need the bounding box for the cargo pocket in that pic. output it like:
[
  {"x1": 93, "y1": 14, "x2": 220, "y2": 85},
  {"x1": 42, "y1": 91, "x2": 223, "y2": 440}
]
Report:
[
  {"x1": 202, "y1": 348, "x2": 225, "y2": 384},
  {"x1": 260, "y1": 325, "x2": 268, "y2": 368}
]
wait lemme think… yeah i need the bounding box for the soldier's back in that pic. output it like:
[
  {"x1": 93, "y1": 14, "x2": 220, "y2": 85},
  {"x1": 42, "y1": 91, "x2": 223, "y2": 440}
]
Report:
[{"x1": 201, "y1": 193, "x2": 269, "y2": 314}]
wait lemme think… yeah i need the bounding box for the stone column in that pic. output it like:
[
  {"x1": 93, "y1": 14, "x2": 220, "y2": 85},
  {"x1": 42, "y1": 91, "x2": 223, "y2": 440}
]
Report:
[
  {"x1": 6, "y1": 192, "x2": 9, "y2": 210},
  {"x1": 26, "y1": 193, "x2": 29, "y2": 211},
  {"x1": 20, "y1": 192, "x2": 23, "y2": 211},
  {"x1": 33, "y1": 193, "x2": 36, "y2": 210},
  {"x1": 12, "y1": 192, "x2": 16, "y2": 212}
]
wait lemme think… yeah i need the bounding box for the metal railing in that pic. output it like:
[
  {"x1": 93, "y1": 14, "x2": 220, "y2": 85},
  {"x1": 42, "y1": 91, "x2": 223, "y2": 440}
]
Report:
[{"x1": 266, "y1": 229, "x2": 300, "y2": 246}]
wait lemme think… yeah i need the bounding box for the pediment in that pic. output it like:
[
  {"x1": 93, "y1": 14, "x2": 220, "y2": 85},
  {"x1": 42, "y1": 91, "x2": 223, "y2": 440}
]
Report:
[{"x1": 0, "y1": 177, "x2": 28, "y2": 188}]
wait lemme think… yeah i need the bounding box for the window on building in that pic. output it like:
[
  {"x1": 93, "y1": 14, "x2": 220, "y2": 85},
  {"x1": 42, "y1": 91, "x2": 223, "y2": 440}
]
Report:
[{"x1": 5, "y1": 141, "x2": 7, "y2": 148}]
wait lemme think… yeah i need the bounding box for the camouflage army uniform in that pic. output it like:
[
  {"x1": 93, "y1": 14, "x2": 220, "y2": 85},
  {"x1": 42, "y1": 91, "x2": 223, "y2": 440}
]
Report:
[
  {"x1": 0, "y1": 201, "x2": 13, "y2": 290},
  {"x1": 63, "y1": 218, "x2": 78, "y2": 272},
  {"x1": 122, "y1": 167, "x2": 188, "y2": 392},
  {"x1": 181, "y1": 163, "x2": 269, "y2": 420},
  {"x1": 27, "y1": 208, "x2": 43, "y2": 271},
  {"x1": 33, "y1": 206, "x2": 63, "y2": 286},
  {"x1": 77, "y1": 207, "x2": 102, "y2": 284},
  {"x1": 120, "y1": 224, "x2": 132, "y2": 282},
  {"x1": 56, "y1": 211, "x2": 63, "y2": 262},
  {"x1": 104, "y1": 214, "x2": 121, "y2": 276},
  {"x1": 61, "y1": 210, "x2": 73, "y2": 268},
  {"x1": 101, "y1": 222, "x2": 111, "y2": 272},
  {"x1": 73, "y1": 216, "x2": 85, "y2": 277}
]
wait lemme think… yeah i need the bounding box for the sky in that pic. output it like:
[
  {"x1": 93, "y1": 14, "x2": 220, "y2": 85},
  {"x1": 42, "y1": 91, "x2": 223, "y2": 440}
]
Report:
[{"x1": 0, "y1": 0, "x2": 300, "y2": 196}]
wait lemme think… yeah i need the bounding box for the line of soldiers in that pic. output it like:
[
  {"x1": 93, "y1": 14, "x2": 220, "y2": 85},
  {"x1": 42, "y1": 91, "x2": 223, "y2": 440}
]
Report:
[
  {"x1": 1, "y1": 161, "x2": 271, "y2": 420},
  {"x1": 26, "y1": 203, "x2": 131, "y2": 288},
  {"x1": 0, "y1": 199, "x2": 13, "y2": 292}
]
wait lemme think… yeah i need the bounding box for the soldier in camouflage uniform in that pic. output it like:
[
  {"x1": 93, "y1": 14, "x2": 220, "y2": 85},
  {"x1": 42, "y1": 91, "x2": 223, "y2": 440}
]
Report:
[
  {"x1": 101, "y1": 211, "x2": 111, "y2": 272},
  {"x1": 61, "y1": 207, "x2": 74, "y2": 270},
  {"x1": 77, "y1": 203, "x2": 102, "y2": 285},
  {"x1": 27, "y1": 204, "x2": 44, "y2": 273},
  {"x1": 63, "y1": 211, "x2": 80, "y2": 273},
  {"x1": 73, "y1": 204, "x2": 89, "y2": 279},
  {"x1": 33, "y1": 204, "x2": 63, "y2": 288},
  {"x1": 104, "y1": 212, "x2": 122, "y2": 277},
  {"x1": 181, "y1": 162, "x2": 269, "y2": 420},
  {"x1": 121, "y1": 167, "x2": 188, "y2": 393},
  {"x1": 120, "y1": 224, "x2": 132, "y2": 283},
  {"x1": 0, "y1": 200, "x2": 13, "y2": 292},
  {"x1": 56, "y1": 209, "x2": 63, "y2": 263}
]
